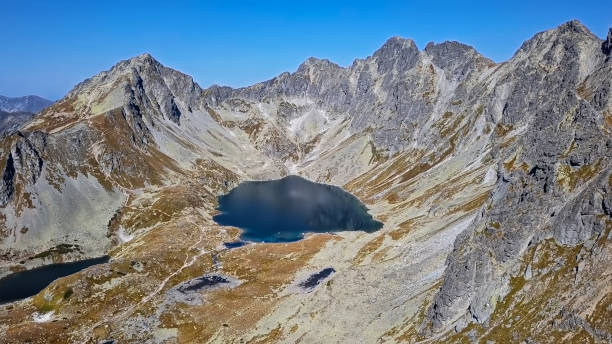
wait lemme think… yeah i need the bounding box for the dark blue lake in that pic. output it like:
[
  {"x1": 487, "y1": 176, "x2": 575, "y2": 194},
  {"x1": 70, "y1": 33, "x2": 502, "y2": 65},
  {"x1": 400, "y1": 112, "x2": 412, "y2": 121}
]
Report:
[
  {"x1": 213, "y1": 175, "x2": 383, "y2": 243},
  {"x1": 0, "y1": 256, "x2": 109, "y2": 304}
]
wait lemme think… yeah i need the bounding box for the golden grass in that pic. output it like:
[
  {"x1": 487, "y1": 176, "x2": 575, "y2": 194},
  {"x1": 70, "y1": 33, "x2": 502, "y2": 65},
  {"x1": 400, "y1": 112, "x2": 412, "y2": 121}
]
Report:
[
  {"x1": 494, "y1": 123, "x2": 513, "y2": 137},
  {"x1": 447, "y1": 240, "x2": 593, "y2": 343},
  {"x1": 353, "y1": 233, "x2": 386, "y2": 265},
  {"x1": 556, "y1": 160, "x2": 603, "y2": 192},
  {"x1": 158, "y1": 234, "x2": 335, "y2": 342}
]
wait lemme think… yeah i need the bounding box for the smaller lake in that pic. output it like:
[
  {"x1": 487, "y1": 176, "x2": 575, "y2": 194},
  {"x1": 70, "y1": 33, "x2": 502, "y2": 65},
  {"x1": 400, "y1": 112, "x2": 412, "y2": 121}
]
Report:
[
  {"x1": 0, "y1": 256, "x2": 109, "y2": 304},
  {"x1": 213, "y1": 175, "x2": 382, "y2": 242}
]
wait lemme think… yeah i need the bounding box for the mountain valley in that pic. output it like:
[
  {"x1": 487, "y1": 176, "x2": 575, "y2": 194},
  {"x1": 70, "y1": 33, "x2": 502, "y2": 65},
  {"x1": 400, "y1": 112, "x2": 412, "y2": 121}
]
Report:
[{"x1": 0, "y1": 20, "x2": 610, "y2": 343}]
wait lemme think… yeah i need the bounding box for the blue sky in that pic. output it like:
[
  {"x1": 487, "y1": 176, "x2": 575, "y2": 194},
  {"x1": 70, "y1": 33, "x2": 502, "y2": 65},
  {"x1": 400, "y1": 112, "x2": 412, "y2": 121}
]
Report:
[{"x1": 1, "y1": 1, "x2": 610, "y2": 100}]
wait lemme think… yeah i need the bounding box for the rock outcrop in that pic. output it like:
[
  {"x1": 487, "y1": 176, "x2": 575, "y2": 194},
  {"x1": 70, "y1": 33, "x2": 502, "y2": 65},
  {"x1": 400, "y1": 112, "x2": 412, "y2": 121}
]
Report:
[{"x1": 427, "y1": 20, "x2": 611, "y2": 333}]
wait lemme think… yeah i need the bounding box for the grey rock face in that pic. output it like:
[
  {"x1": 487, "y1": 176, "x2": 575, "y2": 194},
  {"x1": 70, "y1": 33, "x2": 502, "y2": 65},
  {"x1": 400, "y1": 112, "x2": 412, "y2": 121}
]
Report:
[
  {"x1": 553, "y1": 172, "x2": 611, "y2": 245},
  {"x1": 216, "y1": 35, "x2": 492, "y2": 155},
  {"x1": 373, "y1": 36, "x2": 420, "y2": 73},
  {"x1": 601, "y1": 28, "x2": 612, "y2": 55},
  {"x1": 0, "y1": 53, "x2": 203, "y2": 209},
  {"x1": 0, "y1": 153, "x2": 15, "y2": 206},
  {"x1": 0, "y1": 131, "x2": 47, "y2": 206},
  {"x1": 12, "y1": 131, "x2": 46, "y2": 185},
  {"x1": 68, "y1": 53, "x2": 204, "y2": 125},
  {"x1": 424, "y1": 41, "x2": 492, "y2": 80},
  {"x1": 427, "y1": 21, "x2": 612, "y2": 332}
]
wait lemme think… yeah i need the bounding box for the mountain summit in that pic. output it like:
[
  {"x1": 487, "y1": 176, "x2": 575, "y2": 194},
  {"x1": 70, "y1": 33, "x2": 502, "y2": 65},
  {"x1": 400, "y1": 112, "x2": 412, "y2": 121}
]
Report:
[{"x1": 0, "y1": 20, "x2": 610, "y2": 343}]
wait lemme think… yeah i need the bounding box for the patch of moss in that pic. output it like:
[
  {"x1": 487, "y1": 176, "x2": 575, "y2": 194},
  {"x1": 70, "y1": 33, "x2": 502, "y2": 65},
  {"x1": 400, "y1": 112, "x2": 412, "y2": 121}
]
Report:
[
  {"x1": 556, "y1": 159, "x2": 603, "y2": 191},
  {"x1": 447, "y1": 191, "x2": 490, "y2": 215},
  {"x1": 503, "y1": 153, "x2": 517, "y2": 170},
  {"x1": 475, "y1": 105, "x2": 484, "y2": 116},
  {"x1": 353, "y1": 234, "x2": 386, "y2": 265},
  {"x1": 495, "y1": 123, "x2": 514, "y2": 136},
  {"x1": 63, "y1": 288, "x2": 73, "y2": 300},
  {"x1": 30, "y1": 244, "x2": 80, "y2": 260}
]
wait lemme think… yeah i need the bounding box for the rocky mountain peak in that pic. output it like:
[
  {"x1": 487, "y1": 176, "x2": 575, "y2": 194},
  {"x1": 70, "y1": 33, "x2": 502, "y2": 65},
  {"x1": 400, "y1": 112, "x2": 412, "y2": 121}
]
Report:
[
  {"x1": 110, "y1": 52, "x2": 160, "y2": 71},
  {"x1": 603, "y1": 27, "x2": 612, "y2": 55},
  {"x1": 374, "y1": 36, "x2": 418, "y2": 56},
  {"x1": 424, "y1": 40, "x2": 493, "y2": 78},
  {"x1": 556, "y1": 19, "x2": 592, "y2": 35},
  {"x1": 296, "y1": 57, "x2": 342, "y2": 74},
  {"x1": 56, "y1": 52, "x2": 203, "y2": 126},
  {"x1": 372, "y1": 36, "x2": 420, "y2": 73},
  {"x1": 514, "y1": 19, "x2": 601, "y2": 59},
  {"x1": 130, "y1": 52, "x2": 155, "y2": 63},
  {"x1": 373, "y1": 36, "x2": 418, "y2": 61},
  {"x1": 66, "y1": 53, "x2": 164, "y2": 97},
  {"x1": 424, "y1": 40, "x2": 481, "y2": 59}
]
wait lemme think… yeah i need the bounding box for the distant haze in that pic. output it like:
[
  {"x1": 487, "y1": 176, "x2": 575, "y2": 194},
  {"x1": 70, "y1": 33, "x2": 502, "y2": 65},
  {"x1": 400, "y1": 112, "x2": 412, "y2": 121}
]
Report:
[{"x1": 0, "y1": 95, "x2": 53, "y2": 113}]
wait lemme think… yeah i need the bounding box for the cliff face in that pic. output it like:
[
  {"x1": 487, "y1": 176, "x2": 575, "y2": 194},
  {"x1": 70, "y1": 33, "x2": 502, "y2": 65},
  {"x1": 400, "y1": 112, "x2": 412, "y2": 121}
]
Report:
[
  {"x1": 0, "y1": 20, "x2": 610, "y2": 343},
  {"x1": 426, "y1": 20, "x2": 612, "y2": 338}
]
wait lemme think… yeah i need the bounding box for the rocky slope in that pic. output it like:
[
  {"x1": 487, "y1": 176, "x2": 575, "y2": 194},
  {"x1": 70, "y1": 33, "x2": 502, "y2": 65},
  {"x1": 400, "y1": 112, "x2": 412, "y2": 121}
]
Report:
[{"x1": 0, "y1": 20, "x2": 610, "y2": 343}]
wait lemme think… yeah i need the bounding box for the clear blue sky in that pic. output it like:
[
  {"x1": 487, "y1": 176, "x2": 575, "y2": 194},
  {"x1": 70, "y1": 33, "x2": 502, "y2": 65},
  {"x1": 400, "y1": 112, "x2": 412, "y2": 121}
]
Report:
[{"x1": 1, "y1": 1, "x2": 610, "y2": 100}]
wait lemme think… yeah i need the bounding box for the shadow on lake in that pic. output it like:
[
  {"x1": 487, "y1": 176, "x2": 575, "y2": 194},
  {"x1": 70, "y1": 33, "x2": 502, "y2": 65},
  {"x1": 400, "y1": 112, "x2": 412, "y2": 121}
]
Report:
[
  {"x1": 213, "y1": 175, "x2": 383, "y2": 243},
  {"x1": 0, "y1": 256, "x2": 109, "y2": 304}
]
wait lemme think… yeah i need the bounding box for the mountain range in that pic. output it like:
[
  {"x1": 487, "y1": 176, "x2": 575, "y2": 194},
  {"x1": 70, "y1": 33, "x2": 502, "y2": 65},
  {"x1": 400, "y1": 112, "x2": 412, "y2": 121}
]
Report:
[
  {"x1": 0, "y1": 95, "x2": 53, "y2": 136},
  {"x1": 0, "y1": 95, "x2": 53, "y2": 113},
  {"x1": 0, "y1": 20, "x2": 610, "y2": 343}
]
